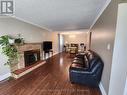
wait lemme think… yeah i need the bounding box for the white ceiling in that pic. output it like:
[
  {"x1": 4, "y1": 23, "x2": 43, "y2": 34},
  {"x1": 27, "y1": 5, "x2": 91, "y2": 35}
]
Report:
[
  {"x1": 60, "y1": 29, "x2": 89, "y2": 35},
  {"x1": 14, "y1": 0, "x2": 108, "y2": 31}
]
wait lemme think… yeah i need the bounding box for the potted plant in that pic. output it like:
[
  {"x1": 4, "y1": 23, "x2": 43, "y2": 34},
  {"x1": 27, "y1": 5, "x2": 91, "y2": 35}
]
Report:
[
  {"x1": 14, "y1": 34, "x2": 24, "y2": 45},
  {"x1": 0, "y1": 35, "x2": 19, "y2": 66}
]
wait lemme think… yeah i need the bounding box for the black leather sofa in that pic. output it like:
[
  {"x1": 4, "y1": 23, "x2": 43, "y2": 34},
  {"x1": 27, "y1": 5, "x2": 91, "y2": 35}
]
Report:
[{"x1": 69, "y1": 50, "x2": 104, "y2": 87}]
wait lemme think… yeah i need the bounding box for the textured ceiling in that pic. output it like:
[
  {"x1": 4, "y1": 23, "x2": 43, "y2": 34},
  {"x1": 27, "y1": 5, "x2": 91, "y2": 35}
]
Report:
[{"x1": 14, "y1": 0, "x2": 108, "y2": 31}]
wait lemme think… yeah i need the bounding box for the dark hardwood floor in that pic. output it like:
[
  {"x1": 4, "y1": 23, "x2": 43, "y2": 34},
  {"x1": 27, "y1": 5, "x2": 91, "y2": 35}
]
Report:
[{"x1": 0, "y1": 53, "x2": 102, "y2": 95}]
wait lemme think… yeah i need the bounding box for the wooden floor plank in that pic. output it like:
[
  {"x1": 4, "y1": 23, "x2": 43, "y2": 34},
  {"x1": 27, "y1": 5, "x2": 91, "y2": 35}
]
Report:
[{"x1": 0, "y1": 53, "x2": 102, "y2": 95}]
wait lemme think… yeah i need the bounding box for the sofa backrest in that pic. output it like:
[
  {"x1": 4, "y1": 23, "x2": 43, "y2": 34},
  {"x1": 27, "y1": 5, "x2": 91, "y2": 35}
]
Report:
[{"x1": 86, "y1": 50, "x2": 103, "y2": 71}]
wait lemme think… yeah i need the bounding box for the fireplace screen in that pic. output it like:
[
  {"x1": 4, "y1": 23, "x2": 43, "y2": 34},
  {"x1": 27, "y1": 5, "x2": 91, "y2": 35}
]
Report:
[{"x1": 24, "y1": 49, "x2": 40, "y2": 67}]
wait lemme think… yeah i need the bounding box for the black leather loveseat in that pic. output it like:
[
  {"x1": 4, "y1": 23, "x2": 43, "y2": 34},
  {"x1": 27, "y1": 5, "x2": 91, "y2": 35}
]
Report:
[{"x1": 69, "y1": 50, "x2": 104, "y2": 87}]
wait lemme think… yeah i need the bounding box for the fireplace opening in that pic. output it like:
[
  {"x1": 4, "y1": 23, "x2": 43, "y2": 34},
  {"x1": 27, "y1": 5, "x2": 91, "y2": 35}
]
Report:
[{"x1": 24, "y1": 49, "x2": 40, "y2": 67}]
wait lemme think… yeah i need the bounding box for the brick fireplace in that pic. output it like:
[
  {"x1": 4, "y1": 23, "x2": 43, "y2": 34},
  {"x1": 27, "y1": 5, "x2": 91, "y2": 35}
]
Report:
[{"x1": 11, "y1": 43, "x2": 43, "y2": 71}]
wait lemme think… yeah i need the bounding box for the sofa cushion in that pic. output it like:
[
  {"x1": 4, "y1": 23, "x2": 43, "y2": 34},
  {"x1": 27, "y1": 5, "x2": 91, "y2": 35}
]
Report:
[
  {"x1": 74, "y1": 57, "x2": 83, "y2": 61},
  {"x1": 75, "y1": 54, "x2": 84, "y2": 59},
  {"x1": 70, "y1": 63, "x2": 88, "y2": 71},
  {"x1": 72, "y1": 59, "x2": 84, "y2": 65},
  {"x1": 72, "y1": 56, "x2": 89, "y2": 69}
]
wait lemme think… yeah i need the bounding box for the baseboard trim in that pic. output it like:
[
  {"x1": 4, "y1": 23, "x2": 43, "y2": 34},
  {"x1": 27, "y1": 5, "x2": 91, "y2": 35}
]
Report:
[
  {"x1": 99, "y1": 82, "x2": 107, "y2": 95},
  {"x1": 0, "y1": 72, "x2": 11, "y2": 81}
]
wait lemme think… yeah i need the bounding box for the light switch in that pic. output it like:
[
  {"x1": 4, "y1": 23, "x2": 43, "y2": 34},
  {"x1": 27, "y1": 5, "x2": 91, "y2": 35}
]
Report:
[{"x1": 107, "y1": 43, "x2": 111, "y2": 50}]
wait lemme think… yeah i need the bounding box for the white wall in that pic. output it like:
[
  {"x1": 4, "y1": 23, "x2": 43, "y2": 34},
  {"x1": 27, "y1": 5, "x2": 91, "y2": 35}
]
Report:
[
  {"x1": 90, "y1": 0, "x2": 120, "y2": 93},
  {"x1": 0, "y1": 50, "x2": 11, "y2": 81},
  {"x1": 64, "y1": 32, "x2": 88, "y2": 48},
  {"x1": 0, "y1": 18, "x2": 49, "y2": 43},
  {"x1": 0, "y1": 17, "x2": 59, "y2": 81},
  {"x1": 45, "y1": 32, "x2": 59, "y2": 55},
  {"x1": 108, "y1": 3, "x2": 127, "y2": 95}
]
